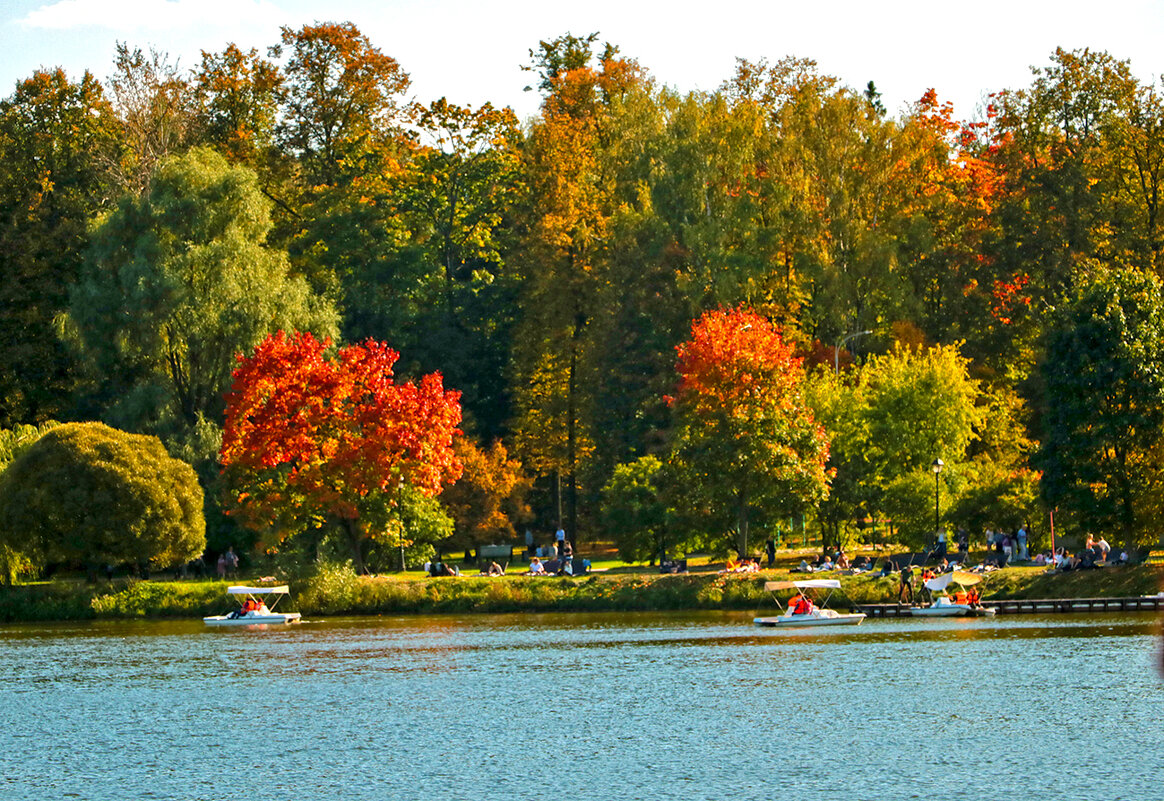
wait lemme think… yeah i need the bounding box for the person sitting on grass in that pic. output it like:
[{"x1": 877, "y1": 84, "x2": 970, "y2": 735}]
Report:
[{"x1": 527, "y1": 557, "x2": 546, "y2": 576}]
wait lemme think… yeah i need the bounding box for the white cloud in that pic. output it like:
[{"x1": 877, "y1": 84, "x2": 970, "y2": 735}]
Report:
[{"x1": 19, "y1": 0, "x2": 283, "y2": 32}]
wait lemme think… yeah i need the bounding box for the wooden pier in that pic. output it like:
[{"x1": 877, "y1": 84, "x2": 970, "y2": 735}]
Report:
[{"x1": 858, "y1": 595, "x2": 1164, "y2": 617}]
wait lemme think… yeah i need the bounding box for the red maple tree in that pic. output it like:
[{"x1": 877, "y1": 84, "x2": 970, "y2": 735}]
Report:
[
  {"x1": 220, "y1": 331, "x2": 462, "y2": 573},
  {"x1": 668, "y1": 307, "x2": 831, "y2": 557}
]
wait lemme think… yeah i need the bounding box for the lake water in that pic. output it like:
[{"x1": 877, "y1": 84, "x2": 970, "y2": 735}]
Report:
[{"x1": 1, "y1": 611, "x2": 1161, "y2": 801}]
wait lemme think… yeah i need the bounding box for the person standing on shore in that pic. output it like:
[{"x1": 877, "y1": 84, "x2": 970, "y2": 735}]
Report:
[
  {"x1": 555, "y1": 527, "x2": 566, "y2": 559},
  {"x1": 898, "y1": 563, "x2": 914, "y2": 605}
]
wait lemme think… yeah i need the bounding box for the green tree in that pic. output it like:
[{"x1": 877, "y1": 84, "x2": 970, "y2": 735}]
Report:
[
  {"x1": 1035, "y1": 266, "x2": 1164, "y2": 547},
  {"x1": 600, "y1": 455, "x2": 673, "y2": 563},
  {"x1": 67, "y1": 146, "x2": 338, "y2": 441},
  {"x1": 347, "y1": 98, "x2": 524, "y2": 440},
  {"x1": 809, "y1": 341, "x2": 983, "y2": 548},
  {"x1": 0, "y1": 422, "x2": 205, "y2": 581},
  {"x1": 0, "y1": 69, "x2": 120, "y2": 427}
]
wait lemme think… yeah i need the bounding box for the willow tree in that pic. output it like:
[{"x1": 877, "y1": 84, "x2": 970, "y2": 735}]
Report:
[{"x1": 67, "y1": 146, "x2": 338, "y2": 444}]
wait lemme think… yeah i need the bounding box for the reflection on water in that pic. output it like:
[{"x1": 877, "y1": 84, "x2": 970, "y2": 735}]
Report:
[{"x1": 1, "y1": 612, "x2": 1161, "y2": 801}]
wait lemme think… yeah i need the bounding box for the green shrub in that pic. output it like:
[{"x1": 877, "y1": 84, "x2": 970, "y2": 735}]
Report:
[{"x1": 0, "y1": 422, "x2": 205, "y2": 576}]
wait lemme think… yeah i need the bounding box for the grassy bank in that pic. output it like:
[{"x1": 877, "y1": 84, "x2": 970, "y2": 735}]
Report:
[{"x1": 1, "y1": 562, "x2": 1162, "y2": 622}]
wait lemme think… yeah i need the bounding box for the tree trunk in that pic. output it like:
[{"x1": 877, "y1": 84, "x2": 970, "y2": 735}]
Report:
[
  {"x1": 736, "y1": 485, "x2": 750, "y2": 559},
  {"x1": 341, "y1": 518, "x2": 369, "y2": 575}
]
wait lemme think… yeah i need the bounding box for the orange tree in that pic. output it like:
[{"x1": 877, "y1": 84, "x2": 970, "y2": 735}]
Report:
[
  {"x1": 668, "y1": 307, "x2": 831, "y2": 557},
  {"x1": 220, "y1": 331, "x2": 462, "y2": 573}
]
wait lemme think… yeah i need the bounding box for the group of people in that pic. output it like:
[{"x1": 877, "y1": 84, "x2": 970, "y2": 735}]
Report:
[
  {"x1": 526, "y1": 528, "x2": 574, "y2": 561},
  {"x1": 228, "y1": 596, "x2": 268, "y2": 618},
  {"x1": 525, "y1": 553, "x2": 588, "y2": 576},
  {"x1": 982, "y1": 525, "x2": 1030, "y2": 565},
  {"x1": 1038, "y1": 536, "x2": 1127, "y2": 571},
  {"x1": 426, "y1": 560, "x2": 460, "y2": 577},
  {"x1": 792, "y1": 549, "x2": 874, "y2": 574},
  {"x1": 215, "y1": 547, "x2": 238, "y2": 579}
]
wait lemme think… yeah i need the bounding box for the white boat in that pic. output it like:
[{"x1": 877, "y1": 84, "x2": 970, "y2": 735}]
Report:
[
  {"x1": 753, "y1": 579, "x2": 866, "y2": 627},
  {"x1": 912, "y1": 571, "x2": 996, "y2": 617},
  {"x1": 203, "y1": 585, "x2": 302, "y2": 626}
]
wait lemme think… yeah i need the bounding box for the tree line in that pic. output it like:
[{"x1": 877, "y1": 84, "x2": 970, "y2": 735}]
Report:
[{"x1": 1, "y1": 24, "x2": 1162, "y2": 574}]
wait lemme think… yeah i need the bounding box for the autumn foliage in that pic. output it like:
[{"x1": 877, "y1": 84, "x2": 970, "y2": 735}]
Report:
[
  {"x1": 220, "y1": 331, "x2": 462, "y2": 570},
  {"x1": 669, "y1": 307, "x2": 831, "y2": 555}
]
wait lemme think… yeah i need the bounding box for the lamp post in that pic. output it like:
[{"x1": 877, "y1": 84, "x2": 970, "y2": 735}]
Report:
[
  {"x1": 931, "y1": 458, "x2": 944, "y2": 536},
  {"x1": 834, "y1": 330, "x2": 873, "y2": 374}
]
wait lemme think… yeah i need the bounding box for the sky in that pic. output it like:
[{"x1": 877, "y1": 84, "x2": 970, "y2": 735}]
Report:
[{"x1": 2, "y1": 0, "x2": 1164, "y2": 123}]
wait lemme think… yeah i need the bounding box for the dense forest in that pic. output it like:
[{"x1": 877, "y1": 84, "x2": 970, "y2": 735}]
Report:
[{"x1": 2, "y1": 23, "x2": 1162, "y2": 571}]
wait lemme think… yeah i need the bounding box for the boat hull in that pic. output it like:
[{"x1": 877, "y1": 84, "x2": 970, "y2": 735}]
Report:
[
  {"x1": 203, "y1": 612, "x2": 302, "y2": 626},
  {"x1": 911, "y1": 604, "x2": 995, "y2": 617},
  {"x1": 753, "y1": 613, "x2": 866, "y2": 627}
]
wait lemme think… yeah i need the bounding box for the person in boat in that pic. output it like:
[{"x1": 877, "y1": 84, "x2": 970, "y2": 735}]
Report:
[{"x1": 790, "y1": 593, "x2": 815, "y2": 615}]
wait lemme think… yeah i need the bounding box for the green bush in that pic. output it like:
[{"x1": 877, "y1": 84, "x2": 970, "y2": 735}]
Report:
[{"x1": 0, "y1": 422, "x2": 206, "y2": 578}]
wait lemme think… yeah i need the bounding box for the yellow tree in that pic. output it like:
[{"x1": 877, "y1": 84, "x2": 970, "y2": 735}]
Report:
[{"x1": 511, "y1": 35, "x2": 643, "y2": 539}]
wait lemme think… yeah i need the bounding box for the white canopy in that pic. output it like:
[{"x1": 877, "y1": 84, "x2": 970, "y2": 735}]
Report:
[
  {"x1": 765, "y1": 579, "x2": 842, "y2": 591},
  {"x1": 923, "y1": 570, "x2": 981, "y2": 591},
  {"x1": 227, "y1": 585, "x2": 290, "y2": 595}
]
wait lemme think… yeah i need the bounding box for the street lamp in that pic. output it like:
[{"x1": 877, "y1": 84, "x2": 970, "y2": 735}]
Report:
[
  {"x1": 931, "y1": 458, "x2": 944, "y2": 536},
  {"x1": 834, "y1": 330, "x2": 873, "y2": 374}
]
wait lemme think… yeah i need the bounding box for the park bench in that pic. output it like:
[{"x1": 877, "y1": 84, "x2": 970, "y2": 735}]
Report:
[{"x1": 477, "y1": 544, "x2": 513, "y2": 571}]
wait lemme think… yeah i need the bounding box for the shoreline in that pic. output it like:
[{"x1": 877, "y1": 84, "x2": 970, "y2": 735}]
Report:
[{"x1": 1, "y1": 563, "x2": 1162, "y2": 623}]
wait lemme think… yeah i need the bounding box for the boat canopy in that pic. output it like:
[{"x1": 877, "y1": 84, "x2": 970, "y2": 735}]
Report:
[
  {"x1": 923, "y1": 570, "x2": 982, "y2": 591},
  {"x1": 227, "y1": 585, "x2": 290, "y2": 595},
  {"x1": 764, "y1": 579, "x2": 842, "y2": 591}
]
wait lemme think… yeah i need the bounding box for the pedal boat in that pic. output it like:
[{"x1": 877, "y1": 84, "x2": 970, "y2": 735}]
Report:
[
  {"x1": 753, "y1": 579, "x2": 866, "y2": 627},
  {"x1": 911, "y1": 571, "x2": 996, "y2": 617},
  {"x1": 203, "y1": 585, "x2": 302, "y2": 626}
]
